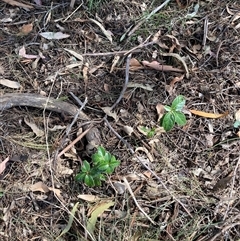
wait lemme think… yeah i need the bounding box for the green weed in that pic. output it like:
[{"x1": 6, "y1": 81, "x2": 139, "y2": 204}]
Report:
[
  {"x1": 76, "y1": 146, "x2": 120, "y2": 187},
  {"x1": 161, "y1": 95, "x2": 187, "y2": 131}
]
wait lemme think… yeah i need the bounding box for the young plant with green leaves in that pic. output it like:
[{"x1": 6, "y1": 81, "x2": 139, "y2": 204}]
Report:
[
  {"x1": 76, "y1": 146, "x2": 120, "y2": 187},
  {"x1": 140, "y1": 126, "x2": 156, "y2": 138},
  {"x1": 161, "y1": 95, "x2": 187, "y2": 131}
]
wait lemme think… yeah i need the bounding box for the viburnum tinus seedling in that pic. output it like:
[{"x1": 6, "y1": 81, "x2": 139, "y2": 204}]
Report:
[
  {"x1": 161, "y1": 95, "x2": 187, "y2": 131},
  {"x1": 76, "y1": 146, "x2": 120, "y2": 187}
]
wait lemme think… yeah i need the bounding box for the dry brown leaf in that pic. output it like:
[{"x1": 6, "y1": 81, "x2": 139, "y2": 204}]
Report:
[
  {"x1": 30, "y1": 181, "x2": 49, "y2": 192},
  {"x1": 122, "y1": 125, "x2": 134, "y2": 136},
  {"x1": 30, "y1": 181, "x2": 63, "y2": 201},
  {"x1": 212, "y1": 172, "x2": 233, "y2": 192},
  {"x1": 129, "y1": 58, "x2": 143, "y2": 71},
  {"x1": 164, "y1": 34, "x2": 181, "y2": 52},
  {"x1": 235, "y1": 109, "x2": 240, "y2": 121},
  {"x1": 110, "y1": 55, "x2": 120, "y2": 73},
  {"x1": 0, "y1": 78, "x2": 21, "y2": 89},
  {"x1": 2, "y1": 0, "x2": 33, "y2": 10},
  {"x1": 124, "y1": 173, "x2": 146, "y2": 181},
  {"x1": 19, "y1": 23, "x2": 33, "y2": 35},
  {"x1": 66, "y1": 63, "x2": 83, "y2": 69},
  {"x1": 142, "y1": 60, "x2": 184, "y2": 73},
  {"x1": 64, "y1": 48, "x2": 84, "y2": 61},
  {"x1": 176, "y1": 0, "x2": 188, "y2": 8},
  {"x1": 156, "y1": 103, "x2": 165, "y2": 122},
  {"x1": 189, "y1": 109, "x2": 229, "y2": 119},
  {"x1": 101, "y1": 107, "x2": 118, "y2": 121},
  {"x1": 166, "y1": 75, "x2": 185, "y2": 95},
  {"x1": 0, "y1": 157, "x2": 10, "y2": 175},
  {"x1": 89, "y1": 62, "x2": 104, "y2": 74},
  {"x1": 82, "y1": 63, "x2": 89, "y2": 86},
  {"x1": 160, "y1": 52, "x2": 189, "y2": 78},
  {"x1": 77, "y1": 194, "x2": 100, "y2": 202},
  {"x1": 18, "y1": 46, "x2": 39, "y2": 59},
  {"x1": 113, "y1": 182, "x2": 126, "y2": 194},
  {"x1": 152, "y1": 29, "x2": 162, "y2": 42},
  {"x1": 135, "y1": 147, "x2": 154, "y2": 162},
  {"x1": 143, "y1": 171, "x2": 152, "y2": 179},
  {"x1": 89, "y1": 18, "x2": 113, "y2": 43},
  {"x1": 57, "y1": 163, "x2": 73, "y2": 175},
  {"x1": 127, "y1": 82, "x2": 153, "y2": 91},
  {"x1": 40, "y1": 32, "x2": 70, "y2": 40},
  {"x1": 24, "y1": 117, "x2": 44, "y2": 137}
]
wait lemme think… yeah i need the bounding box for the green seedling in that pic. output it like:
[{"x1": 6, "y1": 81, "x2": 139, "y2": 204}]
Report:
[
  {"x1": 76, "y1": 146, "x2": 120, "y2": 187},
  {"x1": 161, "y1": 95, "x2": 187, "y2": 131},
  {"x1": 140, "y1": 126, "x2": 156, "y2": 138}
]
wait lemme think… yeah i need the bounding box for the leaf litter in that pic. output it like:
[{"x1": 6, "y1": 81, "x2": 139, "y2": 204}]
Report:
[{"x1": 1, "y1": 0, "x2": 240, "y2": 240}]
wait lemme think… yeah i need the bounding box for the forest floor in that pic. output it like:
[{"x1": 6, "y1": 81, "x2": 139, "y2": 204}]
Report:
[{"x1": 0, "y1": 0, "x2": 240, "y2": 240}]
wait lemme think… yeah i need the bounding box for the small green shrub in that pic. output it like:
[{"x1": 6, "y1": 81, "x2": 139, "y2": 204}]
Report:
[
  {"x1": 161, "y1": 95, "x2": 187, "y2": 131},
  {"x1": 76, "y1": 146, "x2": 120, "y2": 187}
]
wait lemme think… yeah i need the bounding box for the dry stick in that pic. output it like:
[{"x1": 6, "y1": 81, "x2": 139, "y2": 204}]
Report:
[
  {"x1": 110, "y1": 53, "x2": 132, "y2": 110},
  {"x1": 123, "y1": 177, "x2": 156, "y2": 225},
  {"x1": 215, "y1": 40, "x2": 225, "y2": 67},
  {"x1": 57, "y1": 127, "x2": 92, "y2": 158},
  {"x1": 82, "y1": 49, "x2": 141, "y2": 57},
  {"x1": 104, "y1": 117, "x2": 193, "y2": 218},
  {"x1": 202, "y1": 16, "x2": 208, "y2": 47},
  {"x1": 65, "y1": 0, "x2": 83, "y2": 20},
  {"x1": 53, "y1": 97, "x2": 88, "y2": 164},
  {"x1": 65, "y1": 97, "x2": 88, "y2": 136}
]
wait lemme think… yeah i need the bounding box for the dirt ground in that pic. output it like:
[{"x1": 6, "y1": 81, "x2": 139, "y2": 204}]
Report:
[{"x1": 0, "y1": 0, "x2": 240, "y2": 240}]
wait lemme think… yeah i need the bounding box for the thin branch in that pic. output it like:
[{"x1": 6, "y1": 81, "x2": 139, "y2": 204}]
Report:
[
  {"x1": 57, "y1": 127, "x2": 92, "y2": 158},
  {"x1": 123, "y1": 177, "x2": 156, "y2": 225},
  {"x1": 65, "y1": 97, "x2": 88, "y2": 136},
  {"x1": 104, "y1": 117, "x2": 193, "y2": 218},
  {"x1": 110, "y1": 53, "x2": 132, "y2": 110},
  {"x1": 82, "y1": 49, "x2": 141, "y2": 57}
]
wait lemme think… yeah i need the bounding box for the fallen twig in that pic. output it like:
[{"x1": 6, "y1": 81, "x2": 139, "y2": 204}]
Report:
[
  {"x1": 110, "y1": 53, "x2": 132, "y2": 110},
  {"x1": 123, "y1": 177, "x2": 156, "y2": 225},
  {"x1": 104, "y1": 117, "x2": 193, "y2": 218},
  {"x1": 57, "y1": 127, "x2": 92, "y2": 158}
]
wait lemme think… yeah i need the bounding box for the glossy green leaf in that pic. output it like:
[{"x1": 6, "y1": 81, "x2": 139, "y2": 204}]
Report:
[
  {"x1": 97, "y1": 162, "x2": 110, "y2": 171},
  {"x1": 162, "y1": 112, "x2": 175, "y2": 131},
  {"x1": 104, "y1": 152, "x2": 111, "y2": 162},
  {"x1": 75, "y1": 172, "x2": 86, "y2": 182},
  {"x1": 76, "y1": 146, "x2": 120, "y2": 187},
  {"x1": 84, "y1": 174, "x2": 95, "y2": 187},
  {"x1": 81, "y1": 160, "x2": 90, "y2": 172},
  {"x1": 164, "y1": 105, "x2": 172, "y2": 112},
  {"x1": 171, "y1": 95, "x2": 185, "y2": 111},
  {"x1": 174, "y1": 111, "x2": 187, "y2": 126}
]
